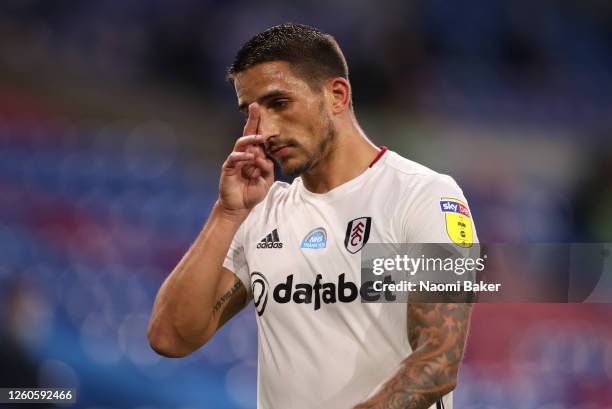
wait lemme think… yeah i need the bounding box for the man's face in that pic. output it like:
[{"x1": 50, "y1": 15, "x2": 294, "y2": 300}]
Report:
[{"x1": 234, "y1": 61, "x2": 336, "y2": 177}]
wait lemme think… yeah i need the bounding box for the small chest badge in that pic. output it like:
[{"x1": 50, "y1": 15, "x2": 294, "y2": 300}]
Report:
[
  {"x1": 344, "y1": 217, "x2": 372, "y2": 254},
  {"x1": 300, "y1": 227, "x2": 327, "y2": 249}
]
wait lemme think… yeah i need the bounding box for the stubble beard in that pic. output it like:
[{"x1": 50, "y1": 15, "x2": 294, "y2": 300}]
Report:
[{"x1": 280, "y1": 115, "x2": 336, "y2": 178}]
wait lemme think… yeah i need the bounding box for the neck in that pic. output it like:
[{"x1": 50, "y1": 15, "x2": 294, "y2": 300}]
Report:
[{"x1": 301, "y1": 117, "x2": 380, "y2": 194}]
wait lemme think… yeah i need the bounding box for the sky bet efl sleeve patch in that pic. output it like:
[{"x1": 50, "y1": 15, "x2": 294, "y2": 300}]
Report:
[{"x1": 440, "y1": 198, "x2": 473, "y2": 248}]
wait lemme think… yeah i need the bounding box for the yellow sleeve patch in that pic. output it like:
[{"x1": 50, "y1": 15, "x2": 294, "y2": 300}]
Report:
[{"x1": 440, "y1": 198, "x2": 473, "y2": 248}]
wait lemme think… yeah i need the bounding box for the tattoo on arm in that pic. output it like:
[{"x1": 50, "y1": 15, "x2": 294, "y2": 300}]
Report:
[
  {"x1": 211, "y1": 279, "x2": 246, "y2": 330},
  {"x1": 212, "y1": 280, "x2": 242, "y2": 314},
  {"x1": 354, "y1": 302, "x2": 472, "y2": 409}
]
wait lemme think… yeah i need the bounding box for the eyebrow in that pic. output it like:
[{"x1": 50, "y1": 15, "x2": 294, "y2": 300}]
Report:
[{"x1": 238, "y1": 90, "x2": 289, "y2": 113}]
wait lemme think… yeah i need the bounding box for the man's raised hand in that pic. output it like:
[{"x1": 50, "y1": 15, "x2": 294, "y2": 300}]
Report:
[{"x1": 219, "y1": 103, "x2": 274, "y2": 216}]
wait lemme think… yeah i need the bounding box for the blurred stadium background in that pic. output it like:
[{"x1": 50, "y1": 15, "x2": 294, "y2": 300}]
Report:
[{"x1": 1, "y1": 1, "x2": 611, "y2": 408}]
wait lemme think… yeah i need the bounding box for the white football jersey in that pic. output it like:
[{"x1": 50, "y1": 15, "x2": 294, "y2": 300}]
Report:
[{"x1": 223, "y1": 150, "x2": 477, "y2": 409}]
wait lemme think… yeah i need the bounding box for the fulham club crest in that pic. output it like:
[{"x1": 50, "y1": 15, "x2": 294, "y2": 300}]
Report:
[{"x1": 344, "y1": 217, "x2": 372, "y2": 254}]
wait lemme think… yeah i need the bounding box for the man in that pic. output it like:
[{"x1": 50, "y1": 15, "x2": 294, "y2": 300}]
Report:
[{"x1": 148, "y1": 23, "x2": 475, "y2": 409}]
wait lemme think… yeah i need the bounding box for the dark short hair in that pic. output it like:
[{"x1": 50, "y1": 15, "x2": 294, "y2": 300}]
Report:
[{"x1": 227, "y1": 23, "x2": 349, "y2": 90}]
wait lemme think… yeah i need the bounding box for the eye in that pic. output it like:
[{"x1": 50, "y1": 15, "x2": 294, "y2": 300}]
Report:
[{"x1": 271, "y1": 99, "x2": 290, "y2": 110}]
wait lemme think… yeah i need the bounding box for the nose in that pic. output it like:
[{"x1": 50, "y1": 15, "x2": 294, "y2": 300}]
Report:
[{"x1": 257, "y1": 106, "x2": 280, "y2": 139}]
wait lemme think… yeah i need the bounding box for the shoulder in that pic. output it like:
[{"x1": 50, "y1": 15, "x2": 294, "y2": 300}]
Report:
[
  {"x1": 241, "y1": 180, "x2": 296, "y2": 227},
  {"x1": 380, "y1": 151, "x2": 465, "y2": 200},
  {"x1": 383, "y1": 152, "x2": 476, "y2": 244},
  {"x1": 260, "y1": 180, "x2": 295, "y2": 208}
]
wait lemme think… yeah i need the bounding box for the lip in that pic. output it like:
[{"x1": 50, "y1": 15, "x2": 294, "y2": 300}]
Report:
[{"x1": 270, "y1": 145, "x2": 293, "y2": 157}]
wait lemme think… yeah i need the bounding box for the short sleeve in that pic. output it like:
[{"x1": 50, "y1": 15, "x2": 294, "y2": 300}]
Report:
[
  {"x1": 401, "y1": 174, "x2": 479, "y2": 246},
  {"x1": 223, "y1": 222, "x2": 253, "y2": 301}
]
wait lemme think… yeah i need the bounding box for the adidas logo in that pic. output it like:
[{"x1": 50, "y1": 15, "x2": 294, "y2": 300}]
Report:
[{"x1": 256, "y1": 229, "x2": 284, "y2": 249}]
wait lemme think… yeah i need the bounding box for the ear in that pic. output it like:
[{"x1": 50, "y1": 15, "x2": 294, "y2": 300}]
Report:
[{"x1": 328, "y1": 77, "x2": 351, "y2": 114}]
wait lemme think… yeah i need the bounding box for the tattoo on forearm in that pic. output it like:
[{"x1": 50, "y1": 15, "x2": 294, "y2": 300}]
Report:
[
  {"x1": 212, "y1": 280, "x2": 242, "y2": 314},
  {"x1": 354, "y1": 302, "x2": 472, "y2": 409}
]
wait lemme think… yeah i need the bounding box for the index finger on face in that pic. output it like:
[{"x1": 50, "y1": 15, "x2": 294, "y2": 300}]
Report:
[
  {"x1": 234, "y1": 134, "x2": 266, "y2": 152},
  {"x1": 242, "y1": 103, "x2": 260, "y2": 137}
]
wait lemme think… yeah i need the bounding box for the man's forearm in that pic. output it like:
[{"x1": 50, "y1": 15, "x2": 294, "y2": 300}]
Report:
[
  {"x1": 354, "y1": 303, "x2": 472, "y2": 409},
  {"x1": 147, "y1": 201, "x2": 247, "y2": 354},
  {"x1": 352, "y1": 348, "x2": 456, "y2": 409}
]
